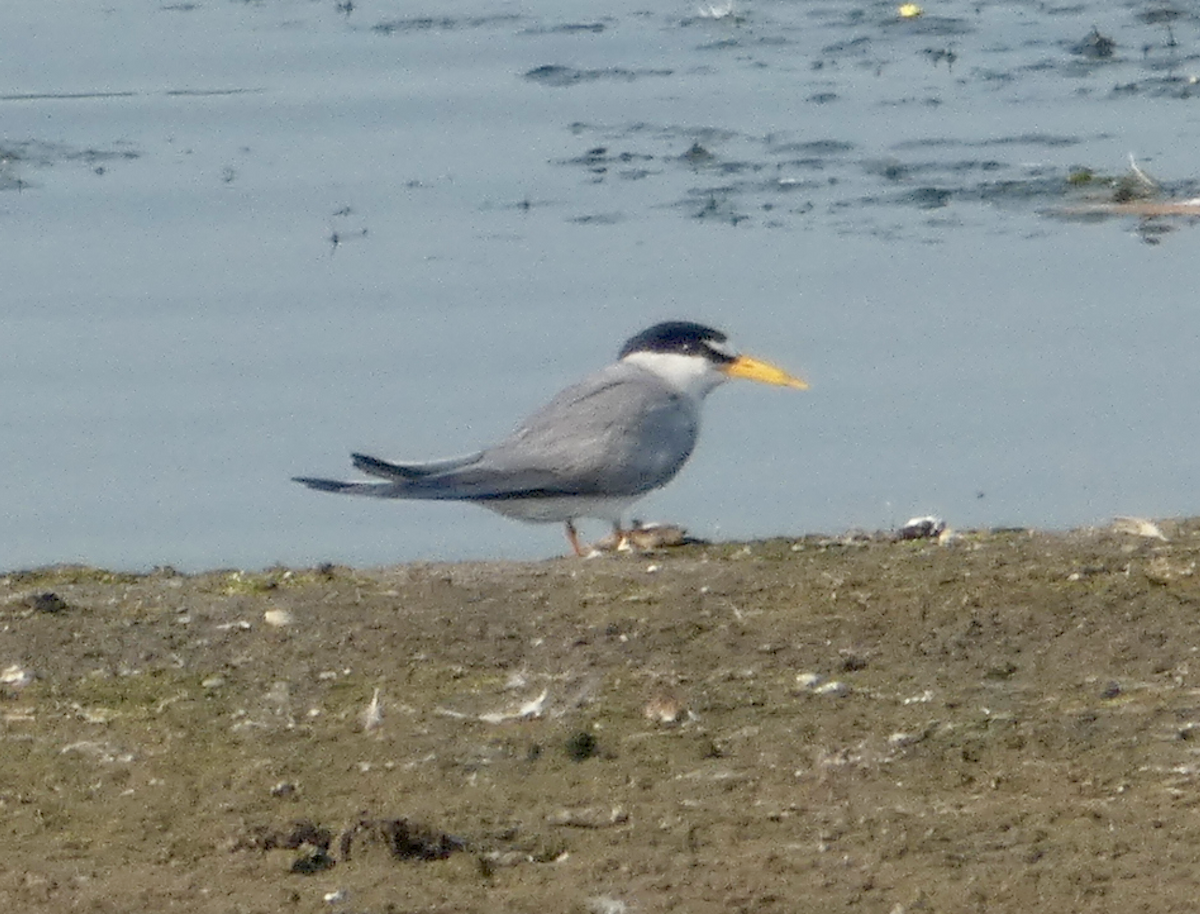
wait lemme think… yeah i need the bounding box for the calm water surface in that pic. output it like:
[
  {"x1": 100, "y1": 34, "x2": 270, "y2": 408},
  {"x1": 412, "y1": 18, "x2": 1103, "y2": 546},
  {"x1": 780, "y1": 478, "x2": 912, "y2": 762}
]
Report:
[{"x1": 4, "y1": 0, "x2": 1200, "y2": 570}]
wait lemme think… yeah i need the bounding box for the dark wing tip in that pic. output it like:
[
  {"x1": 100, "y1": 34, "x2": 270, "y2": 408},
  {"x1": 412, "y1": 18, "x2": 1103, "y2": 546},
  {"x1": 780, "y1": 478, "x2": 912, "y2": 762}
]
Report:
[
  {"x1": 352, "y1": 452, "x2": 427, "y2": 479},
  {"x1": 293, "y1": 476, "x2": 354, "y2": 492}
]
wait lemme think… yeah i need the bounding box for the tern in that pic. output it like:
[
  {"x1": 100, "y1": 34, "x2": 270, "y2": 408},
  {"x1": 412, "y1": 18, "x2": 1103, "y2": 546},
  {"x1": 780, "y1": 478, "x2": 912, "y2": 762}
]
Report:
[{"x1": 294, "y1": 321, "x2": 806, "y2": 555}]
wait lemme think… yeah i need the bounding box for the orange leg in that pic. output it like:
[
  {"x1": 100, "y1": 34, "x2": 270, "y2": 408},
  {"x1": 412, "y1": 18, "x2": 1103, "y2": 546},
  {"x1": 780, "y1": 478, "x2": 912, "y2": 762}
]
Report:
[
  {"x1": 564, "y1": 520, "x2": 587, "y2": 557},
  {"x1": 612, "y1": 522, "x2": 629, "y2": 551}
]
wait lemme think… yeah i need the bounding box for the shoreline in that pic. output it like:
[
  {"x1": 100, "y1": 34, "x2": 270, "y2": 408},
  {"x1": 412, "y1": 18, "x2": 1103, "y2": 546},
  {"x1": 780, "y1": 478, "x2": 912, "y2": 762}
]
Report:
[{"x1": 3, "y1": 514, "x2": 1176, "y2": 579}]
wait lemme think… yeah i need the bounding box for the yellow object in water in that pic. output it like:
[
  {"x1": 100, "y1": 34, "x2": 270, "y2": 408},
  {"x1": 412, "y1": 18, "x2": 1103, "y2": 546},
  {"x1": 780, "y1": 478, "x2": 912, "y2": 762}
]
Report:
[{"x1": 898, "y1": 3, "x2": 923, "y2": 17}]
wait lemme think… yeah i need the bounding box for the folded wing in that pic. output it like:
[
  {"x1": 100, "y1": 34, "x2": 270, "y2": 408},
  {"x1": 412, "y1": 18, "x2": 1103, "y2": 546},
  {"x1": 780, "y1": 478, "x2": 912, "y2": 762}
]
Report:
[{"x1": 293, "y1": 363, "x2": 700, "y2": 503}]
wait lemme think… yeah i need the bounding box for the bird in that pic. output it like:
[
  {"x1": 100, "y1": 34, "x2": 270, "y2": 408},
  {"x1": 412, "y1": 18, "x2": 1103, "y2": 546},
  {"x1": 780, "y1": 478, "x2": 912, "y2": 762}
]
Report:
[{"x1": 293, "y1": 321, "x2": 807, "y2": 556}]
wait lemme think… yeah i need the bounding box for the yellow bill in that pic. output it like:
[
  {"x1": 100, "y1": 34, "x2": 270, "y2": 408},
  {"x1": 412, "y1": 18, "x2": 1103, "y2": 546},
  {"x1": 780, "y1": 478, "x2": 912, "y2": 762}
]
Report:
[{"x1": 722, "y1": 354, "x2": 809, "y2": 389}]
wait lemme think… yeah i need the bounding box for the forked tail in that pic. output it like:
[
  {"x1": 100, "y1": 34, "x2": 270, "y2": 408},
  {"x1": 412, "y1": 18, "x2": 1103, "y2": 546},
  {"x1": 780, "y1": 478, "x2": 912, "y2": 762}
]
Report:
[{"x1": 292, "y1": 476, "x2": 404, "y2": 497}]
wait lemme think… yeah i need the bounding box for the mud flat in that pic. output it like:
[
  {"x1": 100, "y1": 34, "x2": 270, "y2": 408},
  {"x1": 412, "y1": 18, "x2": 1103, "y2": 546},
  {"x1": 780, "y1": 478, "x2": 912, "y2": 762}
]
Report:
[{"x1": 4, "y1": 521, "x2": 1200, "y2": 913}]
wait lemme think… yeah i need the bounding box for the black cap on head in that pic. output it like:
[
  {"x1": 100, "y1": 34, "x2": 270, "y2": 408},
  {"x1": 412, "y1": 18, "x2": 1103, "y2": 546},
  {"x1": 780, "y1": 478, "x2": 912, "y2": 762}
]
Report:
[{"x1": 618, "y1": 321, "x2": 734, "y2": 362}]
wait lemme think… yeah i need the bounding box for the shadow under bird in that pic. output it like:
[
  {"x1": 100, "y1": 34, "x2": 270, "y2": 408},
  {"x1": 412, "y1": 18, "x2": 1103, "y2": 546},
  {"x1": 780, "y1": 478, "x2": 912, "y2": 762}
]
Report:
[{"x1": 294, "y1": 321, "x2": 807, "y2": 556}]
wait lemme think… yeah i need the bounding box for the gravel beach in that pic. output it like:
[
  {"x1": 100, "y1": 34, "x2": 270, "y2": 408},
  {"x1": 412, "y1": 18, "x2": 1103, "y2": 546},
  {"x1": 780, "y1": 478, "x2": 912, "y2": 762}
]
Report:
[{"x1": 4, "y1": 521, "x2": 1200, "y2": 913}]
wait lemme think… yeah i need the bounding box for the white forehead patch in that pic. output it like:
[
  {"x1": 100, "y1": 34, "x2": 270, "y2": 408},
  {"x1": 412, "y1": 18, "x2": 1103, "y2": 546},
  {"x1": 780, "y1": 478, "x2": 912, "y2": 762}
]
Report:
[{"x1": 622, "y1": 350, "x2": 728, "y2": 399}]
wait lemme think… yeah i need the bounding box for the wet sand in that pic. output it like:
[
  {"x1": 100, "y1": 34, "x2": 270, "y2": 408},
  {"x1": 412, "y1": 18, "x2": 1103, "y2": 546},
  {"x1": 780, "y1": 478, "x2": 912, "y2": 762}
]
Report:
[{"x1": 4, "y1": 520, "x2": 1200, "y2": 912}]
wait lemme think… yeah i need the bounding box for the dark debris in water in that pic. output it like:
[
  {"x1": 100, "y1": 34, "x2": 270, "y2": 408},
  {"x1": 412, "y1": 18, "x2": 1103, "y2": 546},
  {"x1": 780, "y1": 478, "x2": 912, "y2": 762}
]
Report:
[
  {"x1": 0, "y1": 139, "x2": 141, "y2": 192},
  {"x1": 373, "y1": 15, "x2": 455, "y2": 33},
  {"x1": 558, "y1": 146, "x2": 655, "y2": 174},
  {"x1": 557, "y1": 112, "x2": 1200, "y2": 240},
  {"x1": 8, "y1": 141, "x2": 139, "y2": 166},
  {"x1": 922, "y1": 47, "x2": 958, "y2": 70},
  {"x1": 372, "y1": 14, "x2": 521, "y2": 35},
  {"x1": 1107, "y1": 75, "x2": 1200, "y2": 100},
  {"x1": 8, "y1": 0, "x2": 1196, "y2": 246},
  {"x1": 521, "y1": 22, "x2": 607, "y2": 35},
  {"x1": 902, "y1": 186, "x2": 952, "y2": 209},
  {"x1": 553, "y1": 121, "x2": 1156, "y2": 229},
  {"x1": 525, "y1": 65, "x2": 673, "y2": 87},
  {"x1": 568, "y1": 212, "x2": 625, "y2": 225},
  {"x1": 1071, "y1": 26, "x2": 1117, "y2": 59},
  {"x1": 768, "y1": 138, "x2": 855, "y2": 156},
  {"x1": 510, "y1": 5, "x2": 1200, "y2": 240},
  {"x1": 1050, "y1": 158, "x2": 1200, "y2": 243},
  {"x1": 691, "y1": 191, "x2": 751, "y2": 225},
  {"x1": 888, "y1": 14, "x2": 973, "y2": 38}
]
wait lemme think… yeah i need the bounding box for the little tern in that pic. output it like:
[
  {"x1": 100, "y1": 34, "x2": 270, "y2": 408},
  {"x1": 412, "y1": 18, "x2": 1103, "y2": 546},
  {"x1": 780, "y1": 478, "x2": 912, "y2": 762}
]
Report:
[{"x1": 294, "y1": 321, "x2": 806, "y2": 555}]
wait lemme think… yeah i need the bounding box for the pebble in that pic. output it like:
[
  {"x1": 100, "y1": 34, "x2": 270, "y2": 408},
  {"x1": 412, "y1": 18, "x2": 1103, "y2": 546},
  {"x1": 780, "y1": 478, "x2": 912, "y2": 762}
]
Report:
[
  {"x1": 643, "y1": 694, "x2": 687, "y2": 725},
  {"x1": 547, "y1": 806, "x2": 628, "y2": 828},
  {"x1": 24, "y1": 592, "x2": 67, "y2": 614},
  {"x1": 813, "y1": 680, "x2": 849, "y2": 697},
  {"x1": 362, "y1": 688, "x2": 384, "y2": 731},
  {"x1": 1, "y1": 664, "x2": 33, "y2": 690},
  {"x1": 263, "y1": 608, "x2": 294, "y2": 628},
  {"x1": 795, "y1": 672, "x2": 850, "y2": 697},
  {"x1": 898, "y1": 516, "x2": 946, "y2": 540},
  {"x1": 586, "y1": 897, "x2": 629, "y2": 914},
  {"x1": 1111, "y1": 516, "x2": 1167, "y2": 540}
]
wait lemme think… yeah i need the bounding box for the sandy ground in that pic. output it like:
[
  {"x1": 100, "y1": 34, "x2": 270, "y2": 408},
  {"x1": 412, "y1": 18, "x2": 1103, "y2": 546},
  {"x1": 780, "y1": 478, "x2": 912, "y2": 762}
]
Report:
[{"x1": 4, "y1": 520, "x2": 1200, "y2": 913}]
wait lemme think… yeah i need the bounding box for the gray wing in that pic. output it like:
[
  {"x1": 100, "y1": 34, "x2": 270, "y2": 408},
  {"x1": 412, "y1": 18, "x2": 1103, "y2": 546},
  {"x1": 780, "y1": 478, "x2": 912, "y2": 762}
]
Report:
[
  {"x1": 450, "y1": 362, "x2": 701, "y2": 499},
  {"x1": 294, "y1": 363, "x2": 699, "y2": 502}
]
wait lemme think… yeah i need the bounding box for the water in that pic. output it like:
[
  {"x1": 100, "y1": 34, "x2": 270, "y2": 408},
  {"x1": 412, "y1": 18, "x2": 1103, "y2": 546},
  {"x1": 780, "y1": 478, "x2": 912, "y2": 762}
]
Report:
[{"x1": 4, "y1": 0, "x2": 1200, "y2": 571}]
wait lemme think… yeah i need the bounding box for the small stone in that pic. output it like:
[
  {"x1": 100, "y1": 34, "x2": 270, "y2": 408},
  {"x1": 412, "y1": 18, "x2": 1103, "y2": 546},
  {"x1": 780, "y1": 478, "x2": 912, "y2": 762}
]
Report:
[
  {"x1": 586, "y1": 897, "x2": 629, "y2": 914},
  {"x1": 291, "y1": 851, "x2": 335, "y2": 875},
  {"x1": 813, "y1": 680, "x2": 849, "y2": 697},
  {"x1": 362, "y1": 688, "x2": 384, "y2": 731},
  {"x1": 795, "y1": 672, "x2": 824, "y2": 689},
  {"x1": 937, "y1": 527, "x2": 961, "y2": 546},
  {"x1": 898, "y1": 516, "x2": 946, "y2": 540},
  {"x1": 1111, "y1": 517, "x2": 1167, "y2": 540},
  {"x1": 25, "y1": 592, "x2": 68, "y2": 614},
  {"x1": 264, "y1": 608, "x2": 294, "y2": 627},
  {"x1": 547, "y1": 805, "x2": 628, "y2": 828},
  {"x1": 565, "y1": 731, "x2": 599, "y2": 761},
  {"x1": 643, "y1": 694, "x2": 686, "y2": 725},
  {"x1": 1, "y1": 665, "x2": 33, "y2": 690}
]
